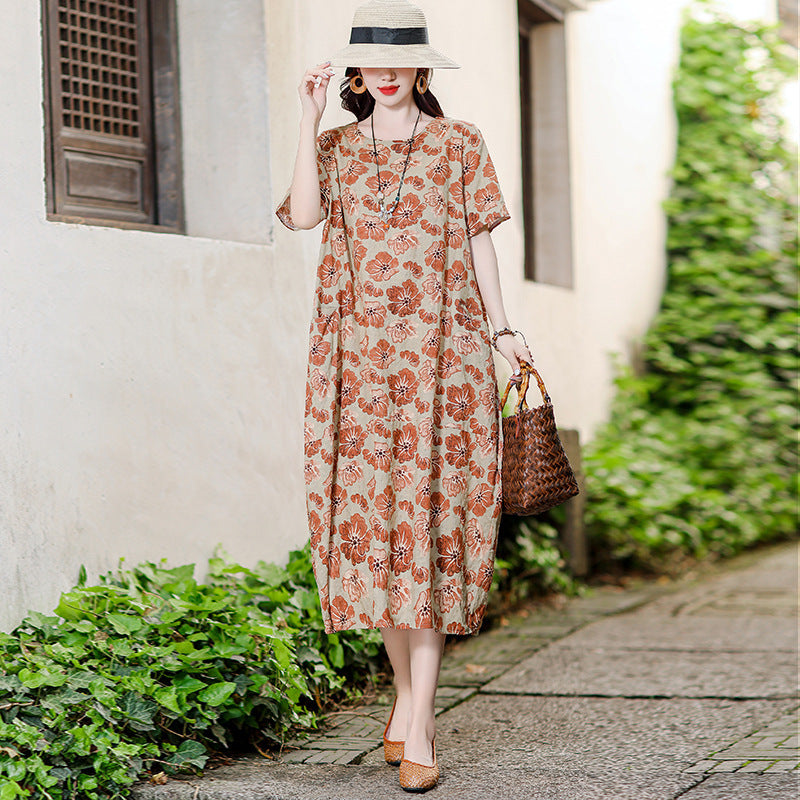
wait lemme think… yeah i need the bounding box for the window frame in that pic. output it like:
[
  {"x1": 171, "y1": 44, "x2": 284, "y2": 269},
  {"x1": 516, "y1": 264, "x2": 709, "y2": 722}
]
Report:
[
  {"x1": 41, "y1": 0, "x2": 184, "y2": 233},
  {"x1": 518, "y1": 0, "x2": 575, "y2": 288}
]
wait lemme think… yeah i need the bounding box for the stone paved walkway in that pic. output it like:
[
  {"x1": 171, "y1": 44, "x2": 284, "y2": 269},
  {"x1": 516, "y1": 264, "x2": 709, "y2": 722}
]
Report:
[
  {"x1": 276, "y1": 581, "x2": 666, "y2": 766},
  {"x1": 133, "y1": 539, "x2": 799, "y2": 800},
  {"x1": 685, "y1": 707, "x2": 799, "y2": 774}
]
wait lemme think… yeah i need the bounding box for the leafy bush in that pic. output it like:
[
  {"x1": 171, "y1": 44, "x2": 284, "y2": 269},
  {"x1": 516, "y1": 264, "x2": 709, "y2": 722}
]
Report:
[
  {"x1": 583, "y1": 0, "x2": 799, "y2": 572},
  {"x1": 0, "y1": 546, "x2": 383, "y2": 799},
  {"x1": 491, "y1": 512, "x2": 581, "y2": 612}
]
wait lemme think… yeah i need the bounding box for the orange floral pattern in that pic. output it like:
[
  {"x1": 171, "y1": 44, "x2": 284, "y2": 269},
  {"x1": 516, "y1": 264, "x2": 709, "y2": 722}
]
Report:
[{"x1": 276, "y1": 117, "x2": 510, "y2": 636}]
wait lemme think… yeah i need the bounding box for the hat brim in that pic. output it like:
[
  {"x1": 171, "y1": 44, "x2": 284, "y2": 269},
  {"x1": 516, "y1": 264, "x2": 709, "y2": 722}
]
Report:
[{"x1": 330, "y1": 43, "x2": 460, "y2": 69}]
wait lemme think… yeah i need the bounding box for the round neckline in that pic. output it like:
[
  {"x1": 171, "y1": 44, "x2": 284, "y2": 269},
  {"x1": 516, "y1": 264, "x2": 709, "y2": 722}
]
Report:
[{"x1": 353, "y1": 116, "x2": 443, "y2": 144}]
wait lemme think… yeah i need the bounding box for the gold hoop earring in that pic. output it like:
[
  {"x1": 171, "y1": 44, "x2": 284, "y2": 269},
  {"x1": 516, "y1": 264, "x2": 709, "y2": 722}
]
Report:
[
  {"x1": 416, "y1": 71, "x2": 429, "y2": 94},
  {"x1": 350, "y1": 73, "x2": 367, "y2": 94}
]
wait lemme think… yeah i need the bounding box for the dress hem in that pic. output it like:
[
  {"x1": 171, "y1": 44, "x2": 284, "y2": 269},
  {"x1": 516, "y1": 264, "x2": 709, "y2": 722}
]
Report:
[{"x1": 322, "y1": 619, "x2": 484, "y2": 637}]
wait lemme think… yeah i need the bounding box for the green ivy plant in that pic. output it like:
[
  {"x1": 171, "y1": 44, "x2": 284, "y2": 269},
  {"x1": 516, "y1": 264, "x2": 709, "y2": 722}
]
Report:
[
  {"x1": 583, "y1": 0, "x2": 799, "y2": 573},
  {"x1": 0, "y1": 546, "x2": 383, "y2": 799},
  {"x1": 490, "y1": 511, "x2": 581, "y2": 611},
  {"x1": 0, "y1": 536, "x2": 574, "y2": 800}
]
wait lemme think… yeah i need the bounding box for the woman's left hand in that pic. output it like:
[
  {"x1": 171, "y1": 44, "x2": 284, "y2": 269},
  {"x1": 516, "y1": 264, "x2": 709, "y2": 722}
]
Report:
[{"x1": 495, "y1": 333, "x2": 534, "y2": 380}]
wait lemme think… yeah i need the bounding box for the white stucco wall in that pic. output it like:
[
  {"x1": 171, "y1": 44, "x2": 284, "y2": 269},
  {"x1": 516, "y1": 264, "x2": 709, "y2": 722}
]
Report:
[
  {"x1": 1, "y1": 1, "x2": 306, "y2": 631},
  {"x1": 1, "y1": 0, "x2": 794, "y2": 631}
]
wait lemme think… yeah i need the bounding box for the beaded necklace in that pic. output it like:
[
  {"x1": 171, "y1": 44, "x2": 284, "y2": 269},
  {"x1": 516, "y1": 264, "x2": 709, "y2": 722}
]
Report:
[{"x1": 370, "y1": 109, "x2": 422, "y2": 225}]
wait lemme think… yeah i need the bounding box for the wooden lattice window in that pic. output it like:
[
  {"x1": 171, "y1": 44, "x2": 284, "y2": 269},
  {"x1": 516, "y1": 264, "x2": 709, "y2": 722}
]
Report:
[{"x1": 42, "y1": 0, "x2": 183, "y2": 230}]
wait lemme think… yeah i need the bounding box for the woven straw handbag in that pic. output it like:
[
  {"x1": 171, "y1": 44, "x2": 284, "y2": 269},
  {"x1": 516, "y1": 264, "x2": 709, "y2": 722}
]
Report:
[{"x1": 499, "y1": 359, "x2": 580, "y2": 516}]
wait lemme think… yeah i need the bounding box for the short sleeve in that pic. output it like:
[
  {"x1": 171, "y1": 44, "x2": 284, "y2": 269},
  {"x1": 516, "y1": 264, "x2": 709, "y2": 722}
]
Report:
[
  {"x1": 462, "y1": 126, "x2": 510, "y2": 239},
  {"x1": 275, "y1": 130, "x2": 334, "y2": 231}
]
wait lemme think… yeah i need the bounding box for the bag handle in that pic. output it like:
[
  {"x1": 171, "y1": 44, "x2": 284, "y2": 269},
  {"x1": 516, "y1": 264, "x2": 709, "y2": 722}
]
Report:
[{"x1": 499, "y1": 359, "x2": 552, "y2": 414}]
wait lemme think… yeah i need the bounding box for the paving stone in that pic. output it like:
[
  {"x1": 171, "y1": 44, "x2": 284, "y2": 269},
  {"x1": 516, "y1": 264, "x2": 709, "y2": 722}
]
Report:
[
  {"x1": 329, "y1": 750, "x2": 363, "y2": 765},
  {"x1": 445, "y1": 637, "x2": 549, "y2": 665},
  {"x1": 765, "y1": 722, "x2": 799, "y2": 733},
  {"x1": 435, "y1": 685, "x2": 476, "y2": 707},
  {"x1": 640, "y1": 552, "x2": 797, "y2": 622},
  {"x1": 685, "y1": 701, "x2": 799, "y2": 775},
  {"x1": 715, "y1": 748, "x2": 798, "y2": 759},
  {"x1": 567, "y1": 587, "x2": 667, "y2": 614},
  {"x1": 343, "y1": 718, "x2": 382, "y2": 736},
  {"x1": 752, "y1": 734, "x2": 794, "y2": 748},
  {"x1": 492, "y1": 608, "x2": 601, "y2": 633},
  {"x1": 764, "y1": 711, "x2": 800, "y2": 732},
  {"x1": 683, "y1": 759, "x2": 720, "y2": 773},
  {"x1": 495, "y1": 621, "x2": 587, "y2": 638},
  {"x1": 438, "y1": 661, "x2": 511, "y2": 687},
  {"x1": 436, "y1": 684, "x2": 475, "y2": 699},
  {"x1": 678, "y1": 773, "x2": 800, "y2": 799},
  {"x1": 304, "y1": 737, "x2": 380, "y2": 750},
  {"x1": 301, "y1": 749, "x2": 341, "y2": 765},
  {"x1": 736, "y1": 759, "x2": 781, "y2": 772},
  {"x1": 706, "y1": 760, "x2": 745, "y2": 772},
  {"x1": 481, "y1": 644, "x2": 799, "y2": 698},
  {"x1": 763, "y1": 760, "x2": 800, "y2": 772},
  {"x1": 546, "y1": 614, "x2": 797, "y2": 653},
  {"x1": 322, "y1": 720, "x2": 365, "y2": 736},
  {"x1": 308, "y1": 749, "x2": 364, "y2": 765},
  {"x1": 319, "y1": 713, "x2": 383, "y2": 734},
  {"x1": 278, "y1": 748, "x2": 321, "y2": 763},
  {"x1": 281, "y1": 736, "x2": 315, "y2": 748}
]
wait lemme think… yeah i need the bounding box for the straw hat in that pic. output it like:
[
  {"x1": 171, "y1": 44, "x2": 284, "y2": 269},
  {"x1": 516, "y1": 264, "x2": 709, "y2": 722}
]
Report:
[{"x1": 330, "y1": 0, "x2": 460, "y2": 69}]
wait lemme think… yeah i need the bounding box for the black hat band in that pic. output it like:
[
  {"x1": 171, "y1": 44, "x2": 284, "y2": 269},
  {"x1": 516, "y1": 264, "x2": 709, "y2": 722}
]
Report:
[{"x1": 349, "y1": 26, "x2": 429, "y2": 45}]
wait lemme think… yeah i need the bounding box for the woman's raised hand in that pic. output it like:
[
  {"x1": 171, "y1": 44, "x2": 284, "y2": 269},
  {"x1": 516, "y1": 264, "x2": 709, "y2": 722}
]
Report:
[{"x1": 300, "y1": 61, "x2": 336, "y2": 124}]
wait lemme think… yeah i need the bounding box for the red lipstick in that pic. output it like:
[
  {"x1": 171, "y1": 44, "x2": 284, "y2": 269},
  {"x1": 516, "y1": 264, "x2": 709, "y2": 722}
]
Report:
[{"x1": 379, "y1": 85, "x2": 399, "y2": 95}]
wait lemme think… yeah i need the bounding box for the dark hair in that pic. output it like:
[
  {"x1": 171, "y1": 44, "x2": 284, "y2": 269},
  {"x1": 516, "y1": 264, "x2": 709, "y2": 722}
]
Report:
[{"x1": 340, "y1": 67, "x2": 444, "y2": 121}]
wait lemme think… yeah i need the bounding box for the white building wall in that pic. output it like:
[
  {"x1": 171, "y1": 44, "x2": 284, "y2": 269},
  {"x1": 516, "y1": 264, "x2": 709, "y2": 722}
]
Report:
[
  {"x1": 1, "y1": 0, "x2": 794, "y2": 631},
  {"x1": 1, "y1": 1, "x2": 306, "y2": 630}
]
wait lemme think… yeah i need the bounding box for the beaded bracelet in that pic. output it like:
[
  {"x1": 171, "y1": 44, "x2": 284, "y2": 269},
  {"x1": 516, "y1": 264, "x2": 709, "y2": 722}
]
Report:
[
  {"x1": 491, "y1": 327, "x2": 528, "y2": 352},
  {"x1": 491, "y1": 327, "x2": 513, "y2": 350}
]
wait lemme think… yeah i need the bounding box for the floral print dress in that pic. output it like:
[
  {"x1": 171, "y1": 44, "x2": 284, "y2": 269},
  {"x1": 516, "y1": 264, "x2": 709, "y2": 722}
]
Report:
[{"x1": 276, "y1": 116, "x2": 510, "y2": 636}]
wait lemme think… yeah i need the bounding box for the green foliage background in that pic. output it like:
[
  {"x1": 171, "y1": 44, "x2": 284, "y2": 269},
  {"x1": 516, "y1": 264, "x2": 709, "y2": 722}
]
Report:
[
  {"x1": 0, "y1": 548, "x2": 383, "y2": 799},
  {"x1": 583, "y1": 0, "x2": 799, "y2": 572}
]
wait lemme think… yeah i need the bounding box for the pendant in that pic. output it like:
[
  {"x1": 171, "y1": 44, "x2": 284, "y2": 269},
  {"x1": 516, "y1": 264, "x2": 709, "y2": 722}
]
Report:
[{"x1": 379, "y1": 201, "x2": 389, "y2": 224}]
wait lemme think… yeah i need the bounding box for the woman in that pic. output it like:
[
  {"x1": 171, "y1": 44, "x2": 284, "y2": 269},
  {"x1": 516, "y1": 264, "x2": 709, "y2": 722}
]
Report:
[{"x1": 276, "y1": 0, "x2": 531, "y2": 791}]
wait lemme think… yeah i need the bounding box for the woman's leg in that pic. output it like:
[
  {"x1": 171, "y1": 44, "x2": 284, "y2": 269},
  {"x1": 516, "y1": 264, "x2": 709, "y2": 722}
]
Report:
[
  {"x1": 380, "y1": 628, "x2": 413, "y2": 740},
  {"x1": 404, "y1": 629, "x2": 446, "y2": 765}
]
